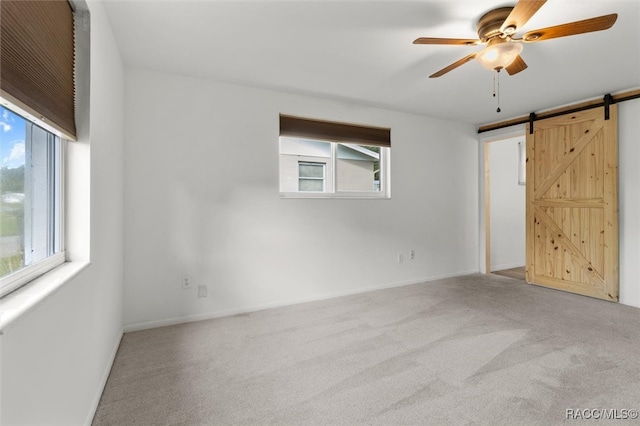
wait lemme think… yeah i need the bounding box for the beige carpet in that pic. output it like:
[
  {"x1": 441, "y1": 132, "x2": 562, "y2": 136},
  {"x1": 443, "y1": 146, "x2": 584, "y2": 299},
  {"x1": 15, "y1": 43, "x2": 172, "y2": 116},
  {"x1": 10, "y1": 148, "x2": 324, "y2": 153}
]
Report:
[{"x1": 93, "y1": 274, "x2": 640, "y2": 425}]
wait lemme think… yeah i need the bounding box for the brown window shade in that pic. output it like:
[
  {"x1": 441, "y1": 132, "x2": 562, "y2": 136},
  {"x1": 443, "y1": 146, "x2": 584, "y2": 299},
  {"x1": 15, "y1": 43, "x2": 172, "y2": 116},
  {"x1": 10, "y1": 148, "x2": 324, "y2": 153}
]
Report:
[
  {"x1": 280, "y1": 114, "x2": 390, "y2": 147},
  {"x1": 1, "y1": 0, "x2": 76, "y2": 140}
]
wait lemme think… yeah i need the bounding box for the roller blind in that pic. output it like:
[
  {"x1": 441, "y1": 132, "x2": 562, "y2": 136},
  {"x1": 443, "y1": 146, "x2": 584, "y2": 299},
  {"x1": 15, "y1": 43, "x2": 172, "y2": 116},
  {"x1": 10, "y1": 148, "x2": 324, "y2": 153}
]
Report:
[
  {"x1": 1, "y1": 0, "x2": 76, "y2": 140},
  {"x1": 280, "y1": 114, "x2": 391, "y2": 147}
]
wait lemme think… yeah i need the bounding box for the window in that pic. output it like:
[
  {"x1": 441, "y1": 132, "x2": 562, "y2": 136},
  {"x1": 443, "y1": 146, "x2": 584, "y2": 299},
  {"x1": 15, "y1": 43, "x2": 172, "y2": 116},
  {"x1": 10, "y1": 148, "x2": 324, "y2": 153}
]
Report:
[
  {"x1": 0, "y1": 107, "x2": 64, "y2": 297},
  {"x1": 299, "y1": 162, "x2": 325, "y2": 192},
  {"x1": 518, "y1": 140, "x2": 526, "y2": 185},
  {"x1": 279, "y1": 115, "x2": 390, "y2": 198},
  {"x1": 0, "y1": 0, "x2": 75, "y2": 297}
]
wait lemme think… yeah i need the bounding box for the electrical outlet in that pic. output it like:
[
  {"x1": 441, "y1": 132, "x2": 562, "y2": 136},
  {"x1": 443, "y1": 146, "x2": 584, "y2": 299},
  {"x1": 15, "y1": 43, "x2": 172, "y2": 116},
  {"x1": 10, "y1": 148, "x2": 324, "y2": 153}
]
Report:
[
  {"x1": 397, "y1": 253, "x2": 404, "y2": 263},
  {"x1": 410, "y1": 250, "x2": 415, "y2": 260},
  {"x1": 182, "y1": 277, "x2": 191, "y2": 289},
  {"x1": 198, "y1": 285, "x2": 208, "y2": 298}
]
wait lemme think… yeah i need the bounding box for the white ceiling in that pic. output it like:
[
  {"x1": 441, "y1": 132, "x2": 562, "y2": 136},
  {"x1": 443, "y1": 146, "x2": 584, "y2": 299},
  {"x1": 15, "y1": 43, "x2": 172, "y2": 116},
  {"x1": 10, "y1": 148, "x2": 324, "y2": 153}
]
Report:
[{"x1": 102, "y1": 0, "x2": 640, "y2": 126}]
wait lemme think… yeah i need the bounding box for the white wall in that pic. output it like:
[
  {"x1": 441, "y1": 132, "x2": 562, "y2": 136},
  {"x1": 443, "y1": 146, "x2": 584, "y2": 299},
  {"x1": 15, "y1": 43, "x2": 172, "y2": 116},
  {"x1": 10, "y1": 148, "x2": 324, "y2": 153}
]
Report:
[
  {"x1": 489, "y1": 136, "x2": 525, "y2": 271},
  {"x1": 618, "y1": 98, "x2": 640, "y2": 307},
  {"x1": 123, "y1": 69, "x2": 479, "y2": 330},
  {"x1": 0, "y1": 2, "x2": 125, "y2": 425}
]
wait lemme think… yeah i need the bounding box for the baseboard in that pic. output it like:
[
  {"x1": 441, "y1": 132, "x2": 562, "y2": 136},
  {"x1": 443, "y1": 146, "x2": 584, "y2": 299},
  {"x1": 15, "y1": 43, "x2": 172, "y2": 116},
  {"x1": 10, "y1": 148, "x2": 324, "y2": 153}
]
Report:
[
  {"x1": 620, "y1": 298, "x2": 640, "y2": 309},
  {"x1": 123, "y1": 270, "x2": 479, "y2": 333},
  {"x1": 84, "y1": 330, "x2": 123, "y2": 426}
]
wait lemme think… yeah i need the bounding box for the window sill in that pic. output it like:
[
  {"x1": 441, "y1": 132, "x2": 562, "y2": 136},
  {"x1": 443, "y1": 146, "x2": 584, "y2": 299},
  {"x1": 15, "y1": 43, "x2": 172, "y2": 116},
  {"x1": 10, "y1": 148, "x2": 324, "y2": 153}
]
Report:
[{"x1": 0, "y1": 260, "x2": 90, "y2": 334}]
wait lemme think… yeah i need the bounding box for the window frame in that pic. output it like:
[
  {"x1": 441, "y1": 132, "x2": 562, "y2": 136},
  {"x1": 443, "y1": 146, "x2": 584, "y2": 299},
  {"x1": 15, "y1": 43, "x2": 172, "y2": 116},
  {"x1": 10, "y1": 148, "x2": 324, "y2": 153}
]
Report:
[
  {"x1": 279, "y1": 114, "x2": 391, "y2": 199},
  {"x1": 280, "y1": 138, "x2": 391, "y2": 199},
  {"x1": 518, "y1": 140, "x2": 526, "y2": 186},
  {"x1": 298, "y1": 161, "x2": 326, "y2": 193},
  {"x1": 0, "y1": 0, "x2": 77, "y2": 299},
  {"x1": 0, "y1": 109, "x2": 66, "y2": 298}
]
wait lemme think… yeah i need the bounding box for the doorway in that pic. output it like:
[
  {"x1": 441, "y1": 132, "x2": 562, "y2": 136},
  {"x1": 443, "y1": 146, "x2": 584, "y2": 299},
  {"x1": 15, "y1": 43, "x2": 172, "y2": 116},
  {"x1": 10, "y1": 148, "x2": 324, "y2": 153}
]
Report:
[{"x1": 484, "y1": 134, "x2": 526, "y2": 280}]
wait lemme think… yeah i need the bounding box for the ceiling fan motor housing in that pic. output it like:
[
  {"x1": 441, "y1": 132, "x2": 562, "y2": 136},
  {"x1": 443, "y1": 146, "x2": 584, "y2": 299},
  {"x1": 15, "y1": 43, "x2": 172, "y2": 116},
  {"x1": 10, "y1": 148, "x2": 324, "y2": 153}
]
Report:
[{"x1": 477, "y1": 7, "x2": 514, "y2": 42}]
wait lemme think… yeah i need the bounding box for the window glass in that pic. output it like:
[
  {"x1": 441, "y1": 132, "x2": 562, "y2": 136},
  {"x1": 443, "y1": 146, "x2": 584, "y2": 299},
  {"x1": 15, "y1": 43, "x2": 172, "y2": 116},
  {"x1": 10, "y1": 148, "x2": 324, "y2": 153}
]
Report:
[
  {"x1": 299, "y1": 162, "x2": 324, "y2": 179},
  {"x1": 279, "y1": 136, "x2": 389, "y2": 198},
  {"x1": 299, "y1": 179, "x2": 323, "y2": 192},
  {"x1": 299, "y1": 162, "x2": 325, "y2": 192},
  {"x1": 518, "y1": 141, "x2": 526, "y2": 185},
  {"x1": 336, "y1": 144, "x2": 381, "y2": 193},
  {"x1": 0, "y1": 106, "x2": 63, "y2": 295}
]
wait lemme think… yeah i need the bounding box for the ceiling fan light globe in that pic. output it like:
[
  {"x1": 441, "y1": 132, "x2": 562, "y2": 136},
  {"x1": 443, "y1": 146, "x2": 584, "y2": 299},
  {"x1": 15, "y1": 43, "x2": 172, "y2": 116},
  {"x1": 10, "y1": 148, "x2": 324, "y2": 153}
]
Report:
[{"x1": 476, "y1": 42, "x2": 523, "y2": 70}]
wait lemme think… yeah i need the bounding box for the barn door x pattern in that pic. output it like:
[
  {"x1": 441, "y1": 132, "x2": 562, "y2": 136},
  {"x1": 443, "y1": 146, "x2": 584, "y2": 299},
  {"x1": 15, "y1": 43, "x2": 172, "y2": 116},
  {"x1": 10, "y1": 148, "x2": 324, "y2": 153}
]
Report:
[{"x1": 526, "y1": 106, "x2": 618, "y2": 302}]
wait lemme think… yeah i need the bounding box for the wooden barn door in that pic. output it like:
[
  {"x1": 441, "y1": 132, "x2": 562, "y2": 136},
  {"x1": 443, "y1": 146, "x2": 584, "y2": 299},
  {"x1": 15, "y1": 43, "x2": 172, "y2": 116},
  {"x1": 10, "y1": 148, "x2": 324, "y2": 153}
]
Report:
[{"x1": 525, "y1": 106, "x2": 618, "y2": 301}]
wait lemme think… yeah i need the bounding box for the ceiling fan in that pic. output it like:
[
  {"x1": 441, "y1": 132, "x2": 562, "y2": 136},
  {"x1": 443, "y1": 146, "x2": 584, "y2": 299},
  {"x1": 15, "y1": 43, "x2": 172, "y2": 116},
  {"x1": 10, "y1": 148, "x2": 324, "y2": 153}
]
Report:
[{"x1": 414, "y1": 0, "x2": 618, "y2": 78}]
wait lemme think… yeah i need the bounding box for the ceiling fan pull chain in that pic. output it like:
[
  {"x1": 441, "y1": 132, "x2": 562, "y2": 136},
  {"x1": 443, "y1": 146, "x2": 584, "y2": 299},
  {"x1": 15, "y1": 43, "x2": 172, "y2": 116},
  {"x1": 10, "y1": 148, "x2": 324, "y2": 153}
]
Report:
[
  {"x1": 493, "y1": 71, "x2": 496, "y2": 98},
  {"x1": 496, "y1": 69, "x2": 501, "y2": 113}
]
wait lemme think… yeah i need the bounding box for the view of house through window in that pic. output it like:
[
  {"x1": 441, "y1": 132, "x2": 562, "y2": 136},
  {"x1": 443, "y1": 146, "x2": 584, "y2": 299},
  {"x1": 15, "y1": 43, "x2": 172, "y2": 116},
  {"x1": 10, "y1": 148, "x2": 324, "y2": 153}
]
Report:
[
  {"x1": 280, "y1": 137, "x2": 389, "y2": 197},
  {"x1": 298, "y1": 162, "x2": 325, "y2": 192},
  {"x1": 0, "y1": 106, "x2": 63, "y2": 296},
  {"x1": 336, "y1": 144, "x2": 381, "y2": 192}
]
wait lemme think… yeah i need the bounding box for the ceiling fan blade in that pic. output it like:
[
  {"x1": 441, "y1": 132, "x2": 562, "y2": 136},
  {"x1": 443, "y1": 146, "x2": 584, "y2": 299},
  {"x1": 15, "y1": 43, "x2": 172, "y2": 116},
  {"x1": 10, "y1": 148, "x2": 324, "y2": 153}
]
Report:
[
  {"x1": 506, "y1": 55, "x2": 528, "y2": 75},
  {"x1": 501, "y1": 0, "x2": 547, "y2": 33},
  {"x1": 523, "y1": 14, "x2": 618, "y2": 42},
  {"x1": 429, "y1": 54, "x2": 477, "y2": 78},
  {"x1": 413, "y1": 37, "x2": 480, "y2": 46}
]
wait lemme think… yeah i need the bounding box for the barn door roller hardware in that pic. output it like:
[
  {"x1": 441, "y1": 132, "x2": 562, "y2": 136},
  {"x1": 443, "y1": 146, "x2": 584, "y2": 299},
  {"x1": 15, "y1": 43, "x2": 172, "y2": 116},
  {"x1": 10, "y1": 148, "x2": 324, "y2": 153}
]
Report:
[
  {"x1": 527, "y1": 93, "x2": 613, "y2": 133},
  {"x1": 478, "y1": 89, "x2": 640, "y2": 134},
  {"x1": 603, "y1": 93, "x2": 613, "y2": 120},
  {"x1": 529, "y1": 112, "x2": 536, "y2": 134}
]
